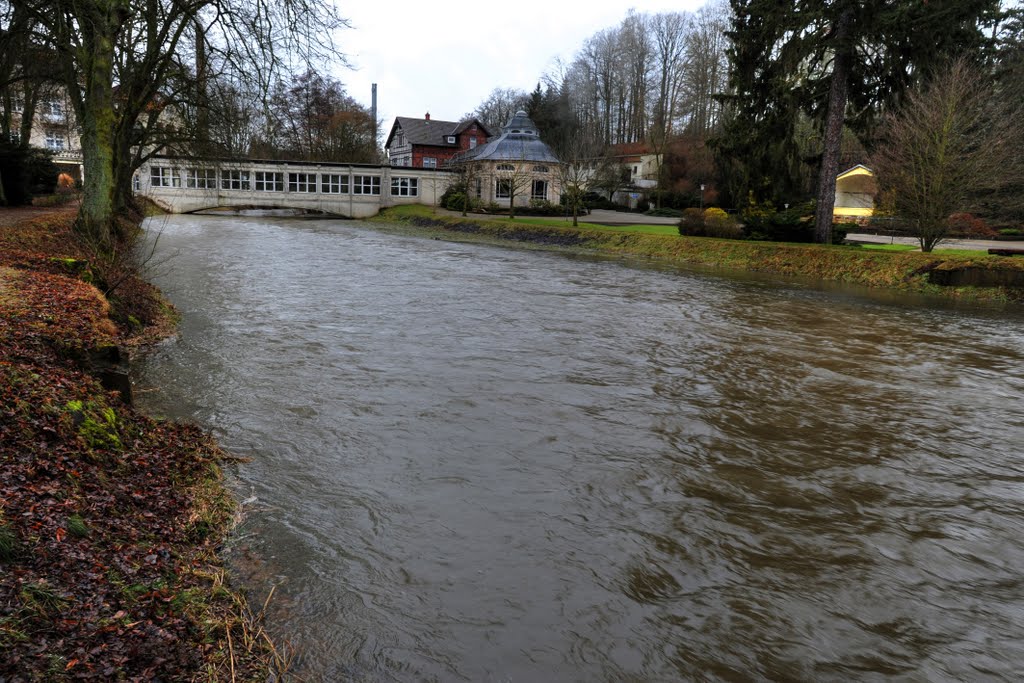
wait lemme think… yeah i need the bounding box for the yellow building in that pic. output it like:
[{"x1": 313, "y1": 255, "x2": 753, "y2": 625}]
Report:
[{"x1": 833, "y1": 165, "x2": 876, "y2": 219}]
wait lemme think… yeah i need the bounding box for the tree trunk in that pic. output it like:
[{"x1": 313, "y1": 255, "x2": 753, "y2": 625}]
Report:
[
  {"x1": 813, "y1": 7, "x2": 855, "y2": 245},
  {"x1": 75, "y1": 10, "x2": 121, "y2": 249},
  {"x1": 195, "y1": 22, "x2": 209, "y2": 147}
]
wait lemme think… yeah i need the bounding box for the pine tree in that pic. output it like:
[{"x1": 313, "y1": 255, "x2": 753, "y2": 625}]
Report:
[{"x1": 717, "y1": 0, "x2": 1001, "y2": 242}]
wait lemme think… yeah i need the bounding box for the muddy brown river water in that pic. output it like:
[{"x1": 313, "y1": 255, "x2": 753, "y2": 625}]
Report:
[{"x1": 136, "y1": 215, "x2": 1024, "y2": 681}]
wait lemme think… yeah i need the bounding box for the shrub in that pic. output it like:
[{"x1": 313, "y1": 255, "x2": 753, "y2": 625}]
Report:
[
  {"x1": 0, "y1": 142, "x2": 58, "y2": 206},
  {"x1": 948, "y1": 213, "x2": 997, "y2": 238},
  {"x1": 442, "y1": 191, "x2": 469, "y2": 212},
  {"x1": 741, "y1": 200, "x2": 823, "y2": 243},
  {"x1": 678, "y1": 207, "x2": 743, "y2": 239},
  {"x1": 439, "y1": 182, "x2": 475, "y2": 212},
  {"x1": 998, "y1": 228, "x2": 1023, "y2": 236},
  {"x1": 677, "y1": 208, "x2": 705, "y2": 235},
  {"x1": 583, "y1": 193, "x2": 622, "y2": 211},
  {"x1": 703, "y1": 207, "x2": 730, "y2": 225},
  {"x1": 514, "y1": 200, "x2": 564, "y2": 216}
]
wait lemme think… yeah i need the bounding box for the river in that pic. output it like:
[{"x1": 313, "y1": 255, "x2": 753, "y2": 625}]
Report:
[{"x1": 136, "y1": 214, "x2": 1024, "y2": 681}]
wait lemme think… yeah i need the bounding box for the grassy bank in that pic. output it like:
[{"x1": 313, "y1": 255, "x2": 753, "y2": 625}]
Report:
[
  {"x1": 374, "y1": 205, "x2": 1024, "y2": 302},
  {"x1": 0, "y1": 209, "x2": 277, "y2": 680}
]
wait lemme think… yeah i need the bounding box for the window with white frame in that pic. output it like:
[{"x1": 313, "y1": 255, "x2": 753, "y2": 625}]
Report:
[
  {"x1": 447, "y1": 136, "x2": 456, "y2": 144},
  {"x1": 533, "y1": 165, "x2": 549, "y2": 173},
  {"x1": 475, "y1": 178, "x2": 482, "y2": 198},
  {"x1": 288, "y1": 173, "x2": 316, "y2": 193},
  {"x1": 221, "y1": 170, "x2": 250, "y2": 191},
  {"x1": 8, "y1": 131, "x2": 19, "y2": 146},
  {"x1": 150, "y1": 166, "x2": 179, "y2": 188},
  {"x1": 255, "y1": 171, "x2": 284, "y2": 192},
  {"x1": 495, "y1": 179, "x2": 512, "y2": 198},
  {"x1": 133, "y1": 175, "x2": 140, "y2": 192},
  {"x1": 187, "y1": 168, "x2": 217, "y2": 189},
  {"x1": 44, "y1": 130, "x2": 64, "y2": 151},
  {"x1": 353, "y1": 175, "x2": 381, "y2": 195},
  {"x1": 469, "y1": 137, "x2": 478, "y2": 149},
  {"x1": 390, "y1": 177, "x2": 418, "y2": 197},
  {"x1": 496, "y1": 163, "x2": 514, "y2": 172},
  {"x1": 321, "y1": 173, "x2": 349, "y2": 194},
  {"x1": 531, "y1": 179, "x2": 547, "y2": 200},
  {"x1": 422, "y1": 157, "x2": 437, "y2": 169}
]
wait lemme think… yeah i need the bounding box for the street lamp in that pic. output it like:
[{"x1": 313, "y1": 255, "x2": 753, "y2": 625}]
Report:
[{"x1": 700, "y1": 184, "x2": 705, "y2": 212}]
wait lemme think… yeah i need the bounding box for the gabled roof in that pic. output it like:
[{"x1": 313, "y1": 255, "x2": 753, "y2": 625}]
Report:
[
  {"x1": 608, "y1": 141, "x2": 652, "y2": 158},
  {"x1": 837, "y1": 164, "x2": 873, "y2": 179},
  {"x1": 385, "y1": 116, "x2": 491, "y2": 149}
]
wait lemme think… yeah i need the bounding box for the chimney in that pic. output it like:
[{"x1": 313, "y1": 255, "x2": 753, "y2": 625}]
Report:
[{"x1": 425, "y1": 112, "x2": 430, "y2": 121}]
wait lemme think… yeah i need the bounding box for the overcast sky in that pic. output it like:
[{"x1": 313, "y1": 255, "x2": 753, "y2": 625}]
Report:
[{"x1": 335, "y1": 1, "x2": 708, "y2": 132}]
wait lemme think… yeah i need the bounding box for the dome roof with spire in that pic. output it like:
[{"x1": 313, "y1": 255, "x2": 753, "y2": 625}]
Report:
[{"x1": 454, "y1": 110, "x2": 560, "y2": 164}]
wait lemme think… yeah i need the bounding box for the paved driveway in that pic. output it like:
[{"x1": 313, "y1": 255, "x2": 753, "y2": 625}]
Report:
[{"x1": 846, "y1": 233, "x2": 1024, "y2": 252}]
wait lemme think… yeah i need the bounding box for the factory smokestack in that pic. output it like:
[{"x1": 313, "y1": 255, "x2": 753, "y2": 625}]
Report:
[{"x1": 371, "y1": 83, "x2": 378, "y2": 151}]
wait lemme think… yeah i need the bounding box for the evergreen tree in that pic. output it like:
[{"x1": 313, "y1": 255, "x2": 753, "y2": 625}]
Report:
[
  {"x1": 717, "y1": 0, "x2": 1001, "y2": 242},
  {"x1": 526, "y1": 82, "x2": 579, "y2": 159}
]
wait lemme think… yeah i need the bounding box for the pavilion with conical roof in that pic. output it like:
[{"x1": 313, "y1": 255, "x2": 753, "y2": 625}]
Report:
[{"x1": 450, "y1": 110, "x2": 562, "y2": 208}]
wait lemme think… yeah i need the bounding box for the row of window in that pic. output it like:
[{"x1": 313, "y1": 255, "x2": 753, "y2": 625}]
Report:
[
  {"x1": 149, "y1": 167, "x2": 417, "y2": 197},
  {"x1": 390, "y1": 157, "x2": 439, "y2": 168},
  {"x1": 4, "y1": 130, "x2": 65, "y2": 150},
  {"x1": 495, "y1": 179, "x2": 548, "y2": 200},
  {"x1": 45, "y1": 131, "x2": 64, "y2": 151},
  {"x1": 496, "y1": 164, "x2": 550, "y2": 173},
  {"x1": 9, "y1": 98, "x2": 64, "y2": 117}
]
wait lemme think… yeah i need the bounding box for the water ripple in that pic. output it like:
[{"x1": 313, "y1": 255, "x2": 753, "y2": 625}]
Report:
[{"x1": 138, "y1": 215, "x2": 1024, "y2": 682}]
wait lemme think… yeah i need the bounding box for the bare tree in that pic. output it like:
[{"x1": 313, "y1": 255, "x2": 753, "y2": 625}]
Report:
[
  {"x1": 680, "y1": 1, "x2": 730, "y2": 137},
  {"x1": 469, "y1": 87, "x2": 529, "y2": 131},
  {"x1": 20, "y1": 0, "x2": 349, "y2": 249},
  {"x1": 871, "y1": 58, "x2": 1024, "y2": 252},
  {"x1": 445, "y1": 152, "x2": 481, "y2": 217},
  {"x1": 558, "y1": 132, "x2": 603, "y2": 226},
  {"x1": 496, "y1": 160, "x2": 534, "y2": 220},
  {"x1": 260, "y1": 70, "x2": 375, "y2": 162},
  {"x1": 650, "y1": 11, "x2": 689, "y2": 142}
]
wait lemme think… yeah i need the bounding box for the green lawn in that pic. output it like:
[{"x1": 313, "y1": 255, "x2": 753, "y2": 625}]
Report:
[
  {"x1": 859, "y1": 243, "x2": 918, "y2": 252},
  {"x1": 859, "y1": 243, "x2": 990, "y2": 257},
  {"x1": 511, "y1": 216, "x2": 680, "y2": 236}
]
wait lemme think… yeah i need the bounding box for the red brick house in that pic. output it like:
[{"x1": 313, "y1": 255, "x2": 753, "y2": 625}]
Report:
[{"x1": 385, "y1": 113, "x2": 492, "y2": 169}]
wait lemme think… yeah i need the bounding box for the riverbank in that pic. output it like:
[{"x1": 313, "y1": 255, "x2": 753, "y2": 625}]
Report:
[
  {"x1": 0, "y1": 208, "x2": 275, "y2": 680},
  {"x1": 373, "y1": 206, "x2": 1024, "y2": 302}
]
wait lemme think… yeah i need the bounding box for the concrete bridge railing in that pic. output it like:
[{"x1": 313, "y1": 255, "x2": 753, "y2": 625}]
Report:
[{"x1": 136, "y1": 156, "x2": 455, "y2": 217}]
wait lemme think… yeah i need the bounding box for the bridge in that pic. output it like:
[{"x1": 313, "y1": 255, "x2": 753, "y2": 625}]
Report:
[{"x1": 136, "y1": 156, "x2": 454, "y2": 217}]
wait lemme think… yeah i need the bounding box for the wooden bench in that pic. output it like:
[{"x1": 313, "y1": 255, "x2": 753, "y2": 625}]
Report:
[{"x1": 987, "y1": 248, "x2": 1024, "y2": 257}]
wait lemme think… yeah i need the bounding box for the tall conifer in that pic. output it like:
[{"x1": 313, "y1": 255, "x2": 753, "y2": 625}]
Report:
[{"x1": 717, "y1": 0, "x2": 1001, "y2": 242}]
